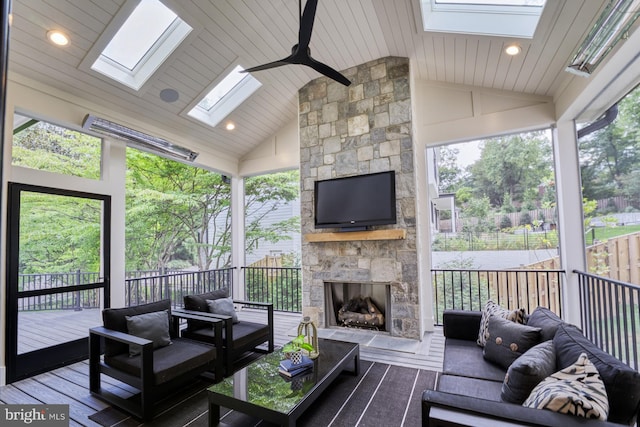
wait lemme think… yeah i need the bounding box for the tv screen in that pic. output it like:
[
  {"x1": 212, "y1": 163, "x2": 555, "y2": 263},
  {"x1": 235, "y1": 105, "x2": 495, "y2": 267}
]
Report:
[{"x1": 314, "y1": 171, "x2": 396, "y2": 230}]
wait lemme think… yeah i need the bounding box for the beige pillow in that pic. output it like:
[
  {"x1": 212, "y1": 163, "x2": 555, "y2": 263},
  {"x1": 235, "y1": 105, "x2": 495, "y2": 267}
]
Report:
[{"x1": 523, "y1": 353, "x2": 609, "y2": 420}]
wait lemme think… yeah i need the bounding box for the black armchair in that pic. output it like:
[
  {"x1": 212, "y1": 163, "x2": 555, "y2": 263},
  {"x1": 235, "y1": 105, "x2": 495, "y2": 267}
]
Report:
[
  {"x1": 89, "y1": 299, "x2": 223, "y2": 420},
  {"x1": 179, "y1": 289, "x2": 274, "y2": 375}
]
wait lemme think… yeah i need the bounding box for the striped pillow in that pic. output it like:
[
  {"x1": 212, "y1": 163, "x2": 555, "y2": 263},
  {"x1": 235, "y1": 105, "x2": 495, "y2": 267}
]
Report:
[
  {"x1": 523, "y1": 353, "x2": 609, "y2": 420},
  {"x1": 477, "y1": 300, "x2": 527, "y2": 347}
]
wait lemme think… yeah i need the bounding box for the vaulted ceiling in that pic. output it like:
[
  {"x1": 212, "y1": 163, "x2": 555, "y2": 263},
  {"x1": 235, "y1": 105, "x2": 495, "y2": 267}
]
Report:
[{"x1": 8, "y1": 0, "x2": 611, "y2": 167}]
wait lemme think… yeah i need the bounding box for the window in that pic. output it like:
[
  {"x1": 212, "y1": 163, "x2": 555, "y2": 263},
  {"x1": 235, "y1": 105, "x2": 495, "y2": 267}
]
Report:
[
  {"x1": 12, "y1": 113, "x2": 102, "y2": 180},
  {"x1": 187, "y1": 65, "x2": 261, "y2": 128},
  {"x1": 421, "y1": 0, "x2": 546, "y2": 38},
  {"x1": 90, "y1": 0, "x2": 192, "y2": 90}
]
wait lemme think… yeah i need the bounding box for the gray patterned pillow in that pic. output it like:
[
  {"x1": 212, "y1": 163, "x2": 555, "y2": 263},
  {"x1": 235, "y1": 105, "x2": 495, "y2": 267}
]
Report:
[
  {"x1": 126, "y1": 309, "x2": 172, "y2": 357},
  {"x1": 207, "y1": 297, "x2": 239, "y2": 323},
  {"x1": 477, "y1": 300, "x2": 527, "y2": 347},
  {"x1": 523, "y1": 353, "x2": 609, "y2": 420}
]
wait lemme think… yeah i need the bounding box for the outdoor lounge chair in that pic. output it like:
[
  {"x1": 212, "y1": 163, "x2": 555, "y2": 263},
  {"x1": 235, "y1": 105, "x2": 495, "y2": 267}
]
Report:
[
  {"x1": 89, "y1": 299, "x2": 223, "y2": 421},
  {"x1": 179, "y1": 288, "x2": 274, "y2": 375}
]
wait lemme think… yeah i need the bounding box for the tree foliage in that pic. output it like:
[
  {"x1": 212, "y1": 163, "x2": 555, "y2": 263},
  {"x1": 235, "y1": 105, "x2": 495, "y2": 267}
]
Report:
[
  {"x1": 579, "y1": 88, "x2": 640, "y2": 200},
  {"x1": 468, "y1": 132, "x2": 552, "y2": 207}
]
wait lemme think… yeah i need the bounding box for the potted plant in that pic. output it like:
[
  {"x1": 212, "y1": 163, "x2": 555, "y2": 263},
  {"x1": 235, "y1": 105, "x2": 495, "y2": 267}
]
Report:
[{"x1": 283, "y1": 334, "x2": 315, "y2": 365}]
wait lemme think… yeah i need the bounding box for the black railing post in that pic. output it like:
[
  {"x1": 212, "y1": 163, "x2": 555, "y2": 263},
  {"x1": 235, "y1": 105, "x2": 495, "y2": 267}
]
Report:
[{"x1": 74, "y1": 269, "x2": 82, "y2": 311}]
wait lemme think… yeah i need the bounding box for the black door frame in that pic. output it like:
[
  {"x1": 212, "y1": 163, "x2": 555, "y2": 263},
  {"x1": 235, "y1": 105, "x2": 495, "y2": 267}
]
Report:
[{"x1": 5, "y1": 182, "x2": 111, "y2": 382}]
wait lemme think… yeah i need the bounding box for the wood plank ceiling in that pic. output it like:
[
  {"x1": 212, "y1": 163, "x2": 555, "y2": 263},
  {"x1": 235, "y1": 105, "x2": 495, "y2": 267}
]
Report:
[{"x1": 8, "y1": 0, "x2": 608, "y2": 167}]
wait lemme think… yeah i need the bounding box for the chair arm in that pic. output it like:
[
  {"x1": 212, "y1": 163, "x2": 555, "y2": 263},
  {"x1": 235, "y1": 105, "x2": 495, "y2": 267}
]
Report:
[
  {"x1": 422, "y1": 390, "x2": 624, "y2": 427},
  {"x1": 90, "y1": 326, "x2": 153, "y2": 348},
  {"x1": 232, "y1": 300, "x2": 273, "y2": 309},
  {"x1": 172, "y1": 309, "x2": 224, "y2": 350},
  {"x1": 442, "y1": 310, "x2": 482, "y2": 341}
]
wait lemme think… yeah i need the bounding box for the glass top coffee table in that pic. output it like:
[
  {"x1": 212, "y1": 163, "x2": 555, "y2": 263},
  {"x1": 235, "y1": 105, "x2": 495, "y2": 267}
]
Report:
[{"x1": 207, "y1": 338, "x2": 359, "y2": 427}]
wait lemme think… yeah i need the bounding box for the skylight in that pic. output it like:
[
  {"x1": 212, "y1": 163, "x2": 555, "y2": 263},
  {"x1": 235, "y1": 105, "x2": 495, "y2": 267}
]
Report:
[
  {"x1": 421, "y1": 0, "x2": 546, "y2": 38},
  {"x1": 187, "y1": 65, "x2": 262, "y2": 128},
  {"x1": 90, "y1": 0, "x2": 192, "y2": 90}
]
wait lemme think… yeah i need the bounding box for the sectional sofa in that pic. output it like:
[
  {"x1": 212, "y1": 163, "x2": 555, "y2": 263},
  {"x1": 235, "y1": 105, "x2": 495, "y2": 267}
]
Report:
[{"x1": 422, "y1": 307, "x2": 640, "y2": 427}]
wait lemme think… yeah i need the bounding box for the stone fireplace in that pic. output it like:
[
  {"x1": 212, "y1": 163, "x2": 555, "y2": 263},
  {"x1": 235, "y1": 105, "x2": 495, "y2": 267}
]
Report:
[{"x1": 299, "y1": 57, "x2": 420, "y2": 339}]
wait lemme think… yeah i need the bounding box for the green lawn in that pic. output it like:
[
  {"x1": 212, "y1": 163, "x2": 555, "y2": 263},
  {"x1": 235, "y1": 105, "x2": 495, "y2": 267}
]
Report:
[{"x1": 586, "y1": 224, "x2": 640, "y2": 245}]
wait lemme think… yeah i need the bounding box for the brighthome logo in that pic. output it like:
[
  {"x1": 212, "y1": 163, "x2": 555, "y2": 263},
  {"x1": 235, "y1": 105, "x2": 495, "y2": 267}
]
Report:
[{"x1": 1, "y1": 405, "x2": 68, "y2": 426}]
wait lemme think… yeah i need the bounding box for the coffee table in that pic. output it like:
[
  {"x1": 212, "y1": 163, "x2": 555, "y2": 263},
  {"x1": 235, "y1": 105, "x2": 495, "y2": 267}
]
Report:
[{"x1": 207, "y1": 338, "x2": 359, "y2": 426}]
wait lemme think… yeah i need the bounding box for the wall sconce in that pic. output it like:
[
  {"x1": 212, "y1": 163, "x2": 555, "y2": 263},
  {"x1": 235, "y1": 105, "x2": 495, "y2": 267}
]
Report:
[
  {"x1": 566, "y1": 0, "x2": 640, "y2": 77},
  {"x1": 82, "y1": 114, "x2": 199, "y2": 162}
]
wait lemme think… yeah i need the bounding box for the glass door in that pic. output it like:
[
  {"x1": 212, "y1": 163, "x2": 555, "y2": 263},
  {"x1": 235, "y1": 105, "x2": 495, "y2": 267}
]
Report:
[{"x1": 6, "y1": 183, "x2": 111, "y2": 382}]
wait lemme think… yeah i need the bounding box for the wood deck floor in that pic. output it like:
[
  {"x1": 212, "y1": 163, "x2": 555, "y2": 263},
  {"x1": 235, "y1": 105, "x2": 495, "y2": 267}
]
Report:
[{"x1": 2, "y1": 308, "x2": 444, "y2": 426}]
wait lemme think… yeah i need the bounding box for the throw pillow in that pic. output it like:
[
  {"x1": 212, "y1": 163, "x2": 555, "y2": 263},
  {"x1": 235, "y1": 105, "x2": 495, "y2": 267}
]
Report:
[
  {"x1": 207, "y1": 297, "x2": 239, "y2": 323},
  {"x1": 483, "y1": 315, "x2": 542, "y2": 369},
  {"x1": 501, "y1": 340, "x2": 556, "y2": 404},
  {"x1": 523, "y1": 353, "x2": 609, "y2": 421},
  {"x1": 477, "y1": 300, "x2": 527, "y2": 347},
  {"x1": 126, "y1": 309, "x2": 172, "y2": 357},
  {"x1": 526, "y1": 306, "x2": 564, "y2": 341},
  {"x1": 554, "y1": 323, "x2": 640, "y2": 424}
]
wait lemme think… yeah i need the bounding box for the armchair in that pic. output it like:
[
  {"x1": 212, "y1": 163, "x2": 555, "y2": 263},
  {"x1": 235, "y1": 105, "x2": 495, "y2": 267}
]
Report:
[
  {"x1": 179, "y1": 289, "x2": 274, "y2": 375},
  {"x1": 89, "y1": 299, "x2": 223, "y2": 420}
]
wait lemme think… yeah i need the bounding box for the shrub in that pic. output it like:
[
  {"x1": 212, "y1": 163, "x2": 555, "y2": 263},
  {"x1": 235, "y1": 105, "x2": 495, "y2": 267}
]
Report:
[
  {"x1": 500, "y1": 215, "x2": 512, "y2": 229},
  {"x1": 519, "y1": 212, "x2": 532, "y2": 226}
]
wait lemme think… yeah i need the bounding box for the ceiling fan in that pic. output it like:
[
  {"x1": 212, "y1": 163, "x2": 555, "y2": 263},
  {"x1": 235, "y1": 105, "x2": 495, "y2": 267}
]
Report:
[{"x1": 242, "y1": 0, "x2": 351, "y2": 86}]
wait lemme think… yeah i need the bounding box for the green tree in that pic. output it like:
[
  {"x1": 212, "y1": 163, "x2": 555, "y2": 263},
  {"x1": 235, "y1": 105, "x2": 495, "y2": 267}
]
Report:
[
  {"x1": 438, "y1": 146, "x2": 463, "y2": 193},
  {"x1": 469, "y1": 132, "x2": 552, "y2": 207},
  {"x1": 579, "y1": 89, "x2": 640, "y2": 201}
]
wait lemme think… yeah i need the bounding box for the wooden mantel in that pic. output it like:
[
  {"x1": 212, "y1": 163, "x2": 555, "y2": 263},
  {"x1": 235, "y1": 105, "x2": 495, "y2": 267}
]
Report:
[{"x1": 304, "y1": 229, "x2": 406, "y2": 243}]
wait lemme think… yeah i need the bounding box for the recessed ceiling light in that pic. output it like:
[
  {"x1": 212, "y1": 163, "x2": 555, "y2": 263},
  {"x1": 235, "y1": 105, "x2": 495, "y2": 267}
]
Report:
[
  {"x1": 225, "y1": 122, "x2": 236, "y2": 131},
  {"x1": 47, "y1": 30, "x2": 69, "y2": 46},
  {"x1": 505, "y1": 44, "x2": 521, "y2": 56}
]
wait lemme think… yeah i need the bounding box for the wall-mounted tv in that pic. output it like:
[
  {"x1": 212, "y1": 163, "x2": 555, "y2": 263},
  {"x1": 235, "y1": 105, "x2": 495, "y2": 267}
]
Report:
[{"x1": 314, "y1": 171, "x2": 396, "y2": 230}]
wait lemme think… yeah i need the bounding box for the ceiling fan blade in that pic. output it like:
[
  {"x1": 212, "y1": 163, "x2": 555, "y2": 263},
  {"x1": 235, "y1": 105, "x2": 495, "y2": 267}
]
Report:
[
  {"x1": 305, "y1": 55, "x2": 351, "y2": 86},
  {"x1": 242, "y1": 58, "x2": 293, "y2": 73},
  {"x1": 298, "y1": 0, "x2": 318, "y2": 49}
]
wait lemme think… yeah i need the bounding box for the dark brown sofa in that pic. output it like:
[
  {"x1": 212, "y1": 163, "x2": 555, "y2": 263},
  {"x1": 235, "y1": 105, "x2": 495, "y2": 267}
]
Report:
[{"x1": 422, "y1": 308, "x2": 640, "y2": 427}]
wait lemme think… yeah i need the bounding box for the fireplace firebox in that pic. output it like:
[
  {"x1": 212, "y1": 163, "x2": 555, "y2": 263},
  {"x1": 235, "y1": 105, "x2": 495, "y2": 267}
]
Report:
[{"x1": 324, "y1": 282, "x2": 391, "y2": 332}]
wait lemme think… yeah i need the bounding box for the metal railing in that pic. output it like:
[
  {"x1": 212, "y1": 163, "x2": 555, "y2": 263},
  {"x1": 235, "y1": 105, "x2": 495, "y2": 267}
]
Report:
[
  {"x1": 125, "y1": 268, "x2": 234, "y2": 308},
  {"x1": 431, "y1": 268, "x2": 564, "y2": 325},
  {"x1": 243, "y1": 266, "x2": 301, "y2": 312},
  {"x1": 18, "y1": 270, "x2": 102, "y2": 311},
  {"x1": 576, "y1": 270, "x2": 639, "y2": 371}
]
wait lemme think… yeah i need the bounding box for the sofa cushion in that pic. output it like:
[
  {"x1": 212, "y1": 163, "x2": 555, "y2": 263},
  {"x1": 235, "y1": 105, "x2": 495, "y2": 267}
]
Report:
[
  {"x1": 126, "y1": 309, "x2": 172, "y2": 356},
  {"x1": 438, "y1": 374, "x2": 503, "y2": 402},
  {"x1": 105, "y1": 338, "x2": 216, "y2": 385},
  {"x1": 477, "y1": 300, "x2": 527, "y2": 347},
  {"x1": 502, "y1": 340, "x2": 556, "y2": 404},
  {"x1": 182, "y1": 320, "x2": 269, "y2": 351},
  {"x1": 207, "y1": 297, "x2": 238, "y2": 323},
  {"x1": 102, "y1": 299, "x2": 172, "y2": 357},
  {"x1": 444, "y1": 338, "x2": 506, "y2": 382},
  {"x1": 527, "y1": 307, "x2": 564, "y2": 342},
  {"x1": 483, "y1": 316, "x2": 542, "y2": 369},
  {"x1": 524, "y1": 353, "x2": 609, "y2": 421},
  {"x1": 554, "y1": 323, "x2": 640, "y2": 425}
]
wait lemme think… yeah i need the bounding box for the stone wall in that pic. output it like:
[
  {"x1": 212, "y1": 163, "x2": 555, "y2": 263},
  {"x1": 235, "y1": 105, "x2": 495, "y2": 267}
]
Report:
[{"x1": 299, "y1": 56, "x2": 420, "y2": 339}]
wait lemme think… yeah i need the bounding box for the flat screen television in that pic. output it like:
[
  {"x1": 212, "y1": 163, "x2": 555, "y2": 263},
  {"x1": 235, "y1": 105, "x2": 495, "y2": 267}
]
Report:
[{"x1": 314, "y1": 171, "x2": 396, "y2": 230}]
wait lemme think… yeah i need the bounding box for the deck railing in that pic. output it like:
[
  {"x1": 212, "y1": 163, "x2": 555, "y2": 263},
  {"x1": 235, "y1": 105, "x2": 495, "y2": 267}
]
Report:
[
  {"x1": 576, "y1": 270, "x2": 640, "y2": 371},
  {"x1": 242, "y1": 266, "x2": 302, "y2": 312},
  {"x1": 18, "y1": 271, "x2": 102, "y2": 311},
  {"x1": 125, "y1": 268, "x2": 234, "y2": 308},
  {"x1": 431, "y1": 268, "x2": 564, "y2": 325}
]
